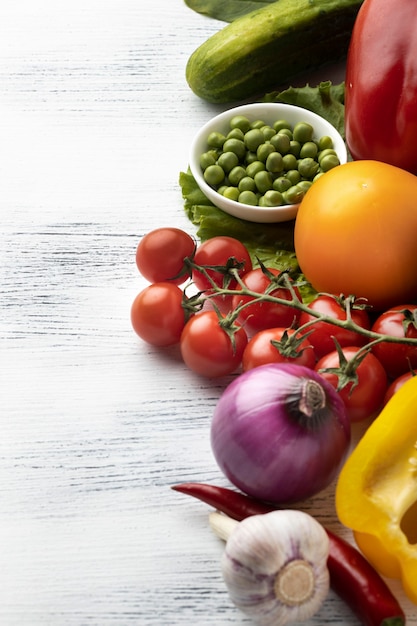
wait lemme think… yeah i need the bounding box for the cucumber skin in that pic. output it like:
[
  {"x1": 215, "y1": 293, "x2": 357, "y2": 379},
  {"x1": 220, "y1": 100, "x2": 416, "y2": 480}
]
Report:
[{"x1": 186, "y1": 0, "x2": 363, "y2": 103}]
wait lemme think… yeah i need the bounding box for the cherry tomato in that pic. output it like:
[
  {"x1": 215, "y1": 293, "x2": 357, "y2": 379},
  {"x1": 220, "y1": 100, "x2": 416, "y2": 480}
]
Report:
[
  {"x1": 294, "y1": 160, "x2": 417, "y2": 310},
  {"x1": 231, "y1": 268, "x2": 301, "y2": 336},
  {"x1": 315, "y1": 346, "x2": 388, "y2": 422},
  {"x1": 383, "y1": 370, "x2": 417, "y2": 406},
  {"x1": 371, "y1": 305, "x2": 417, "y2": 379},
  {"x1": 131, "y1": 282, "x2": 187, "y2": 346},
  {"x1": 136, "y1": 227, "x2": 195, "y2": 285},
  {"x1": 191, "y1": 236, "x2": 252, "y2": 311},
  {"x1": 180, "y1": 310, "x2": 247, "y2": 377},
  {"x1": 298, "y1": 294, "x2": 370, "y2": 359},
  {"x1": 242, "y1": 327, "x2": 316, "y2": 372}
]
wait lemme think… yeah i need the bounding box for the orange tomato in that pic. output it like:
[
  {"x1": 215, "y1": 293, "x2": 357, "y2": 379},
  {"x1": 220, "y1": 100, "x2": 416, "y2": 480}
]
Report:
[{"x1": 294, "y1": 160, "x2": 417, "y2": 310}]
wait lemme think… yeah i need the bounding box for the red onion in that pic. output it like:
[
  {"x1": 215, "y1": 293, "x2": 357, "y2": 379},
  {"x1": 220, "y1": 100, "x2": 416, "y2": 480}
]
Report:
[{"x1": 210, "y1": 363, "x2": 350, "y2": 504}]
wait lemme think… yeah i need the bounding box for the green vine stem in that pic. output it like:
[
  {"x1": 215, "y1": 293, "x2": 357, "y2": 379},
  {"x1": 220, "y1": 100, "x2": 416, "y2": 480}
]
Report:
[{"x1": 184, "y1": 257, "x2": 417, "y2": 349}]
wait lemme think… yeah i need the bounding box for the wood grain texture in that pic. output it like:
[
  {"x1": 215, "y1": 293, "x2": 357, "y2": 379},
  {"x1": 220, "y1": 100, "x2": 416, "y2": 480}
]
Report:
[{"x1": 1, "y1": 1, "x2": 416, "y2": 624}]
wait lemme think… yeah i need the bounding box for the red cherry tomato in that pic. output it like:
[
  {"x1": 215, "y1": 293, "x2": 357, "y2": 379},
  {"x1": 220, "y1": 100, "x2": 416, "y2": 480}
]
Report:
[
  {"x1": 231, "y1": 268, "x2": 301, "y2": 336},
  {"x1": 191, "y1": 236, "x2": 253, "y2": 311},
  {"x1": 136, "y1": 227, "x2": 195, "y2": 285},
  {"x1": 315, "y1": 346, "x2": 388, "y2": 422},
  {"x1": 131, "y1": 282, "x2": 187, "y2": 346},
  {"x1": 180, "y1": 310, "x2": 247, "y2": 377},
  {"x1": 383, "y1": 370, "x2": 417, "y2": 405},
  {"x1": 371, "y1": 305, "x2": 417, "y2": 379},
  {"x1": 298, "y1": 294, "x2": 371, "y2": 359},
  {"x1": 242, "y1": 327, "x2": 316, "y2": 372}
]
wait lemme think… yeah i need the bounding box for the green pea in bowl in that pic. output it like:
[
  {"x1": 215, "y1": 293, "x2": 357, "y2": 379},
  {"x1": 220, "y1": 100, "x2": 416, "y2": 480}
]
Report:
[{"x1": 189, "y1": 102, "x2": 347, "y2": 223}]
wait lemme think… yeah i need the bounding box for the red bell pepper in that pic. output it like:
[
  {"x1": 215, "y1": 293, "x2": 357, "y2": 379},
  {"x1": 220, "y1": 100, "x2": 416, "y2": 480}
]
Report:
[{"x1": 344, "y1": 0, "x2": 417, "y2": 174}]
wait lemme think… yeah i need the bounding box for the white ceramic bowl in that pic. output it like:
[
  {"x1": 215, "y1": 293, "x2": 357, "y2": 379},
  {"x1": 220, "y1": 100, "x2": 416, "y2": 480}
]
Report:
[{"x1": 189, "y1": 102, "x2": 347, "y2": 223}]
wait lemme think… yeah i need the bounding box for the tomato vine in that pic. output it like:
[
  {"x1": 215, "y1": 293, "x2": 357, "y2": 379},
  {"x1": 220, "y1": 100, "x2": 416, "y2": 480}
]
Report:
[{"x1": 184, "y1": 258, "x2": 417, "y2": 349}]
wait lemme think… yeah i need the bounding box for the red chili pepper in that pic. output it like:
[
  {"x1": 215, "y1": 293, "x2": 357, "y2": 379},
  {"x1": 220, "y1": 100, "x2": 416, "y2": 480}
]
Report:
[
  {"x1": 344, "y1": 0, "x2": 417, "y2": 174},
  {"x1": 172, "y1": 482, "x2": 406, "y2": 626}
]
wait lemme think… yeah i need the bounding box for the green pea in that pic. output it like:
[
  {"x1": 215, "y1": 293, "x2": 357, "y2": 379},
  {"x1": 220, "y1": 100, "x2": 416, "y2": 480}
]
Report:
[
  {"x1": 250, "y1": 119, "x2": 266, "y2": 129},
  {"x1": 318, "y1": 135, "x2": 334, "y2": 151},
  {"x1": 217, "y1": 151, "x2": 239, "y2": 173},
  {"x1": 238, "y1": 176, "x2": 257, "y2": 192},
  {"x1": 282, "y1": 153, "x2": 298, "y2": 171},
  {"x1": 318, "y1": 148, "x2": 338, "y2": 164},
  {"x1": 299, "y1": 141, "x2": 318, "y2": 159},
  {"x1": 266, "y1": 152, "x2": 284, "y2": 173},
  {"x1": 204, "y1": 164, "x2": 225, "y2": 186},
  {"x1": 207, "y1": 149, "x2": 220, "y2": 161},
  {"x1": 245, "y1": 151, "x2": 258, "y2": 165},
  {"x1": 273, "y1": 176, "x2": 292, "y2": 193},
  {"x1": 273, "y1": 119, "x2": 291, "y2": 132},
  {"x1": 285, "y1": 169, "x2": 301, "y2": 185},
  {"x1": 200, "y1": 151, "x2": 216, "y2": 170},
  {"x1": 246, "y1": 160, "x2": 265, "y2": 178},
  {"x1": 298, "y1": 157, "x2": 320, "y2": 179},
  {"x1": 238, "y1": 190, "x2": 258, "y2": 205},
  {"x1": 217, "y1": 185, "x2": 228, "y2": 195},
  {"x1": 283, "y1": 184, "x2": 305, "y2": 205},
  {"x1": 320, "y1": 153, "x2": 340, "y2": 172},
  {"x1": 227, "y1": 127, "x2": 245, "y2": 141},
  {"x1": 207, "y1": 131, "x2": 226, "y2": 149},
  {"x1": 297, "y1": 180, "x2": 313, "y2": 193},
  {"x1": 270, "y1": 132, "x2": 291, "y2": 154},
  {"x1": 244, "y1": 128, "x2": 265, "y2": 152},
  {"x1": 293, "y1": 122, "x2": 314, "y2": 143},
  {"x1": 223, "y1": 186, "x2": 240, "y2": 201},
  {"x1": 230, "y1": 115, "x2": 251, "y2": 133},
  {"x1": 223, "y1": 138, "x2": 246, "y2": 160},
  {"x1": 257, "y1": 142, "x2": 275, "y2": 162},
  {"x1": 254, "y1": 170, "x2": 273, "y2": 193},
  {"x1": 258, "y1": 195, "x2": 268, "y2": 207},
  {"x1": 263, "y1": 189, "x2": 284, "y2": 207},
  {"x1": 277, "y1": 127, "x2": 293, "y2": 139},
  {"x1": 228, "y1": 165, "x2": 247, "y2": 186},
  {"x1": 260, "y1": 125, "x2": 276, "y2": 141},
  {"x1": 288, "y1": 140, "x2": 301, "y2": 157}
]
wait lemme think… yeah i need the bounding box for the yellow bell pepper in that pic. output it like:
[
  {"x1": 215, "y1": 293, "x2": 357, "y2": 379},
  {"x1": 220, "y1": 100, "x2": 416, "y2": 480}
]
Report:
[{"x1": 335, "y1": 375, "x2": 417, "y2": 605}]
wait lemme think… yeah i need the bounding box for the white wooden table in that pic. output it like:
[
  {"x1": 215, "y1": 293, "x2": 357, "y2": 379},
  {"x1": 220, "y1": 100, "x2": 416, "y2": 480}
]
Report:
[{"x1": 1, "y1": 2, "x2": 416, "y2": 624}]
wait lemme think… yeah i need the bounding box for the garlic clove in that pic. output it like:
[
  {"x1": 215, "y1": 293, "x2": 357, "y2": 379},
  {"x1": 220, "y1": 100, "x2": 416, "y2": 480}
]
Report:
[
  {"x1": 210, "y1": 509, "x2": 330, "y2": 626},
  {"x1": 209, "y1": 509, "x2": 239, "y2": 541}
]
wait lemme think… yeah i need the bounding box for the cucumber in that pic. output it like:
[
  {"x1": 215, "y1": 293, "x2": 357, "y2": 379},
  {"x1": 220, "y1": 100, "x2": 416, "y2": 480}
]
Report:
[{"x1": 186, "y1": 0, "x2": 363, "y2": 103}]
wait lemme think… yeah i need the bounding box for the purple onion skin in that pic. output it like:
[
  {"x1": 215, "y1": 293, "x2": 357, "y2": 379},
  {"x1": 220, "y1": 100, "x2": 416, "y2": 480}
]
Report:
[{"x1": 210, "y1": 363, "x2": 350, "y2": 504}]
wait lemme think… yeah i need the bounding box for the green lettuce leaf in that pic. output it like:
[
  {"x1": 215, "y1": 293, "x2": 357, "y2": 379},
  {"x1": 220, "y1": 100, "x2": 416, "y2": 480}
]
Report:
[
  {"x1": 263, "y1": 81, "x2": 346, "y2": 138},
  {"x1": 180, "y1": 171, "x2": 294, "y2": 256},
  {"x1": 184, "y1": 0, "x2": 273, "y2": 22},
  {"x1": 179, "y1": 170, "x2": 317, "y2": 299}
]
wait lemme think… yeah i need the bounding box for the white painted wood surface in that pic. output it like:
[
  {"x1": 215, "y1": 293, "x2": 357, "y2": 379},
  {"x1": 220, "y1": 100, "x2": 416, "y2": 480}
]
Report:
[{"x1": 1, "y1": 2, "x2": 416, "y2": 624}]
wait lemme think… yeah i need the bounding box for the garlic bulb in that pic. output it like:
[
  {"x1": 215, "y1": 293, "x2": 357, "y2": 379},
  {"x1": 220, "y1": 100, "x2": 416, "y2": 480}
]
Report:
[{"x1": 209, "y1": 509, "x2": 330, "y2": 626}]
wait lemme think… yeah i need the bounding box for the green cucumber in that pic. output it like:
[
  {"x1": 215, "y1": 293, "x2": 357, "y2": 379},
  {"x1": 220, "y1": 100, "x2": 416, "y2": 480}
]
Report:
[{"x1": 186, "y1": 0, "x2": 363, "y2": 103}]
